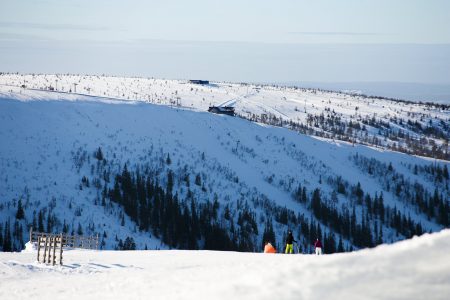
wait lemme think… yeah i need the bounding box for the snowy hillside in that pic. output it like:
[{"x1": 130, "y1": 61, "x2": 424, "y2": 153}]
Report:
[
  {"x1": 1, "y1": 229, "x2": 449, "y2": 300},
  {"x1": 1, "y1": 73, "x2": 448, "y2": 160},
  {"x1": 0, "y1": 74, "x2": 449, "y2": 253}
]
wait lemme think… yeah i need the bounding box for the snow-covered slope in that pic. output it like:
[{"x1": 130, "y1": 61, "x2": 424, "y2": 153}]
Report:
[
  {"x1": 0, "y1": 82, "x2": 448, "y2": 253},
  {"x1": 1, "y1": 229, "x2": 449, "y2": 300},
  {"x1": 1, "y1": 73, "x2": 448, "y2": 160}
]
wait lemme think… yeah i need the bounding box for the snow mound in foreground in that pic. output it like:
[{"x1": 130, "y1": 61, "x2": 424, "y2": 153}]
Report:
[
  {"x1": 1, "y1": 229, "x2": 449, "y2": 300},
  {"x1": 22, "y1": 242, "x2": 37, "y2": 253}
]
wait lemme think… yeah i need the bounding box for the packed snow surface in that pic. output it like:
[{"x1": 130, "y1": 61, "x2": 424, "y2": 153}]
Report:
[{"x1": 1, "y1": 229, "x2": 449, "y2": 300}]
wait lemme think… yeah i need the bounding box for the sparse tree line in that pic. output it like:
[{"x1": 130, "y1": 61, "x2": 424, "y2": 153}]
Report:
[
  {"x1": 108, "y1": 164, "x2": 256, "y2": 251},
  {"x1": 238, "y1": 109, "x2": 449, "y2": 160},
  {"x1": 77, "y1": 147, "x2": 357, "y2": 253},
  {"x1": 292, "y1": 182, "x2": 424, "y2": 250},
  {"x1": 351, "y1": 154, "x2": 449, "y2": 227},
  {"x1": 1, "y1": 144, "x2": 448, "y2": 253}
]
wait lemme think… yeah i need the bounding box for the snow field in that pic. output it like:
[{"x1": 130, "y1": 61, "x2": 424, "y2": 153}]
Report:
[{"x1": 1, "y1": 229, "x2": 449, "y2": 300}]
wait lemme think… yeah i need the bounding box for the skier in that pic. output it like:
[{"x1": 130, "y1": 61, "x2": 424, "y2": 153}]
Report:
[
  {"x1": 285, "y1": 230, "x2": 296, "y2": 254},
  {"x1": 264, "y1": 241, "x2": 276, "y2": 254},
  {"x1": 314, "y1": 238, "x2": 322, "y2": 255}
]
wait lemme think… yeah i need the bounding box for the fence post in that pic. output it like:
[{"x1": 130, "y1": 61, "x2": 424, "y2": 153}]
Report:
[
  {"x1": 47, "y1": 237, "x2": 51, "y2": 264},
  {"x1": 59, "y1": 233, "x2": 63, "y2": 265},
  {"x1": 37, "y1": 236, "x2": 41, "y2": 262},
  {"x1": 52, "y1": 236, "x2": 57, "y2": 266},
  {"x1": 29, "y1": 226, "x2": 33, "y2": 243},
  {"x1": 49, "y1": 236, "x2": 52, "y2": 265},
  {"x1": 43, "y1": 236, "x2": 48, "y2": 263}
]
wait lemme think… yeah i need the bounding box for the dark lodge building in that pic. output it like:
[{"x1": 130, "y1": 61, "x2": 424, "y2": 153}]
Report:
[
  {"x1": 189, "y1": 79, "x2": 210, "y2": 85},
  {"x1": 208, "y1": 106, "x2": 235, "y2": 116}
]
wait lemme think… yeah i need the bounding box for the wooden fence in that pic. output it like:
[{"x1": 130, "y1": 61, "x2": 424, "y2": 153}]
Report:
[
  {"x1": 30, "y1": 228, "x2": 99, "y2": 251},
  {"x1": 31, "y1": 228, "x2": 100, "y2": 266},
  {"x1": 37, "y1": 234, "x2": 63, "y2": 265}
]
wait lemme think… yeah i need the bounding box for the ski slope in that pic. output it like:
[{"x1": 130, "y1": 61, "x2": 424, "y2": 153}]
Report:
[
  {"x1": 1, "y1": 229, "x2": 449, "y2": 300},
  {"x1": 0, "y1": 80, "x2": 449, "y2": 252},
  {"x1": 1, "y1": 74, "x2": 447, "y2": 124},
  {"x1": 1, "y1": 73, "x2": 449, "y2": 161}
]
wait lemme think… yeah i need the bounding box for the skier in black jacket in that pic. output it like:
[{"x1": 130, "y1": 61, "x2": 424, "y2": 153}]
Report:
[{"x1": 285, "y1": 230, "x2": 296, "y2": 254}]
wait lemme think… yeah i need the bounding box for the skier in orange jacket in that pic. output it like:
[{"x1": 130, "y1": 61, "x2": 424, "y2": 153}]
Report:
[{"x1": 264, "y1": 241, "x2": 276, "y2": 253}]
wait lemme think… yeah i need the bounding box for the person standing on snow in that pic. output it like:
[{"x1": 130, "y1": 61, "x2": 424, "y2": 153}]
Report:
[
  {"x1": 314, "y1": 238, "x2": 322, "y2": 255},
  {"x1": 264, "y1": 241, "x2": 276, "y2": 253},
  {"x1": 285, "y1": 230, "x2": 296, "y2": 254}
]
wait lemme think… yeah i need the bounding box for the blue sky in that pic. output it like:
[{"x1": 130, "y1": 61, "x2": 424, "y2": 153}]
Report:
[
  {"x1": 1, "y1": 0, "x2": 450, "y2": 93},
  {"x1": 2, "y1": 0, "x2": 450, "y2": 44}
]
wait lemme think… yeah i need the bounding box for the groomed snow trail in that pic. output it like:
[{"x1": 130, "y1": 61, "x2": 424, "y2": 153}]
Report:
[{"x1": 1, "y1": 230, "x2": 449, "y2": 300}]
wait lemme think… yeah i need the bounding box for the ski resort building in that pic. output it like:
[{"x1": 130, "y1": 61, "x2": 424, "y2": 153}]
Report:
[
  {"x1": 208, "y1": 106, "x2": 235, "y2": 116},
  {"x1": 189, "y1": 79, "x2": 210, "y2": 85}
]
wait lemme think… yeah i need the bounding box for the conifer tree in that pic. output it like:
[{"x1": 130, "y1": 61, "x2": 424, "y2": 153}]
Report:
[
  {"x1": 262, "y1": 219, "x2": 276, "y2": 249},
  {"x1": 94, "y1": 147, "x2": 104, "y2": 161},
  {"x1": 16, "y1": 199, "x2": 25, "y2": 220},
  {"x1": 337, "y1": 236, "x2": 344, "y2": 253},
  {"x1": 77, "y1": 223, "x2": 83, "y2": 235},
  {"x1": 2, "y1": 221, "x2": 12, "y2": 252},
  {"x1": 195, "y1": 174, "x2": 201, "y2": 186},
  {"x1": 301, "y1": 187, "x2": 307, "y2": 202},
  {"x1": 32, "y1": 212, "x2": 37, "y2": 231},
  {"x1": 38, "y1": 211, "x2": 44, "y2": 232},
  {"x1": 443, "y1": 165, "x2": 449, "y2": 180},
  {"x1": 63, "y1": 220, "x2": 69, "y2": 234},
  {"x1": 123, "y1": 237, "x2": 136, "y2": 250},
  {"x1": 167, "y1": 170, "x2": 174, "y2": 193}
]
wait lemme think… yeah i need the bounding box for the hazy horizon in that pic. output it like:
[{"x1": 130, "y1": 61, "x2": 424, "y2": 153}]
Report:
[{"x1": 1, "y1": 0, "x2": 450, "y2": 103}]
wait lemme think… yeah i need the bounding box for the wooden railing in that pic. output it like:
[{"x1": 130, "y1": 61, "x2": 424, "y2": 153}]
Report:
[
  {"x1": 37, "y1": 234, "x2": 63, "y2": 265},
  {"x1": 30, "y1": 228, "x2": 100, "y2": 250}
]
